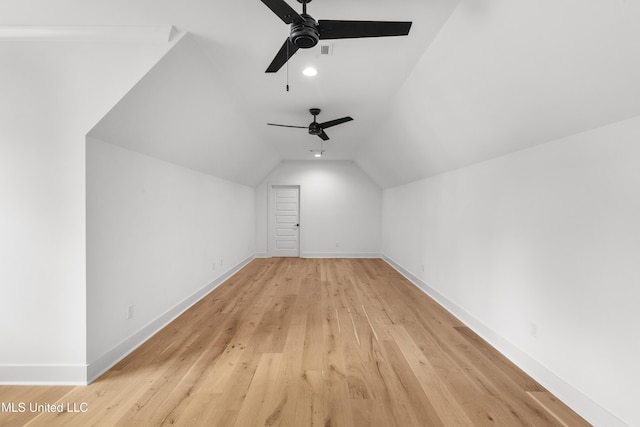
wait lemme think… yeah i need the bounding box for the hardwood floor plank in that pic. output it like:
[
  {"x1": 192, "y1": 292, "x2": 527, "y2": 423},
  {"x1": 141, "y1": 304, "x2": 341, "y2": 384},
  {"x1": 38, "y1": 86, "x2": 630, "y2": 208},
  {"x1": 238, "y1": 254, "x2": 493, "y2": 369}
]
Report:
[
  {"x1": 351, "y1": 399, "x2": 398, "y2": 427},
  {"x1": 189, "y1": 350, "x2": 262, "y2": 427},
  {"x1": 162, "y1": 392, "x2": 224, "y2": 427},
  {"x1": 0, "y1": 387, "x2": 74, "y2": 427},
  {"x1": 389, "y1": 323, "x2": 477, "y2": 426},
  {"x1": 455, "y1": 326, "x2": 545, "y2": 392},
  {"x1": 232, "y1": 352, "x2": 284, "y2": 427},
  {"x1": 378, "y1": 339, "x2": 445, "y2": 427},
  {"x1": 399, "y1": 320, "x2": 528, "y2": 426},
  {"x1": 527, "y1": 391, "x2": 592, "y2": 427},
  {"x1": 0, "y1": 258, "x2": 591, "y2": 427},
  {"x1": 295, "y1": 369, "x2": 324, "y2": 427}
]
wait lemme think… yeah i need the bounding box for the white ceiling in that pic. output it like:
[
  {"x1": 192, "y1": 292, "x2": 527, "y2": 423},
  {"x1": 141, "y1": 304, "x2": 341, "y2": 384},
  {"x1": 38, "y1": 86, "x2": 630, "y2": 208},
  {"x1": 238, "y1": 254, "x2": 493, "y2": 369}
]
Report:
[{"x1": 3, "y1": 0, "x2": 640, "y2": 187}]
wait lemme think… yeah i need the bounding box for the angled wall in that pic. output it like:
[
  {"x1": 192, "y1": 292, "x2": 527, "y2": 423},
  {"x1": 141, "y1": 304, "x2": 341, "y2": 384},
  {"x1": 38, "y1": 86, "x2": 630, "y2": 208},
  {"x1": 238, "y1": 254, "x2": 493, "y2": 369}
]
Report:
[
  {"x1": 86, "y1": 138, "x2": 254, "y2": 381},
  {"x1": 83, "y1": 33, "x2": 287, "y2": 379},
  {"x1": 0, "y1": 37, "x2": 172, "y2": 384},
  {"x1": 381, "y1": 116, "x2": 640, "y2": 427},
  {"x1": 88, "y1": 34, "x2": 280, "y2": 187}
]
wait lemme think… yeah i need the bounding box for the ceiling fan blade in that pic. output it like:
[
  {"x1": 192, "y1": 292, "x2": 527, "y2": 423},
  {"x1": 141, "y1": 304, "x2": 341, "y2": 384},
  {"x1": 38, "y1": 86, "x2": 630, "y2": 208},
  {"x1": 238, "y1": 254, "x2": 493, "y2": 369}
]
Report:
[
  {"x1": 318, "y1": 20, "x2": 412, "y2": 39},
  {"x1": 266, "y1": 38, "x2": 300, "y2": 73},
  {"x1": 318, "y1": 130, "x2": 330, "y2": 141},
  {"x1": 267, "y1": 123, "x2": 307, "y2": 129},
  {"x1": 261, "y1": 0, "x2": 304, "y2": 24},
  {"x1": 319, "y1": 116, "x2": 353, "y2": 129}
]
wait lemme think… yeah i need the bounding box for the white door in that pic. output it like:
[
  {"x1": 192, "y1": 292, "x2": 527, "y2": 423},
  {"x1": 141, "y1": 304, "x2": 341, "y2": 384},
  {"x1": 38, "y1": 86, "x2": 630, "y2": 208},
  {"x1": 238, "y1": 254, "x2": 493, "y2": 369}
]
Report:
[{"x1": 270, "y1": 185, "x2": 300, "y2": 257}]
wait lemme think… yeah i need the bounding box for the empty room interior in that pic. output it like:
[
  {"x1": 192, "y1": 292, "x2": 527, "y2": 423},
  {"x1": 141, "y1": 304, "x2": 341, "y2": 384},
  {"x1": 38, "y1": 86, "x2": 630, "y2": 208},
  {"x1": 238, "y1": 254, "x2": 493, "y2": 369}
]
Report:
[{"x1": 1, "y1": 0, "x2": 639, "y2": 426}]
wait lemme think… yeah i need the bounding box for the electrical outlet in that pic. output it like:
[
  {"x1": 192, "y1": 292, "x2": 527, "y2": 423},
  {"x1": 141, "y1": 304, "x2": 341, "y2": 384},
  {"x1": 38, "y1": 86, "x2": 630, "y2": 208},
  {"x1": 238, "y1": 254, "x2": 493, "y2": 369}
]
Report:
[
  {"x1": 336, "y1": 242, "x2": 340, "y2": 248},
  {"x1": 127, "y1": 305, "x2": 134, "y2": 319},
  {"x1": 212, "y1": 262, "x2": 216, "y2": 271},
  {"x1": 421, "y1": 264, "x2": 425, "y2": 272},
  {"x1": 220, "y1": 257, "x2": 224, "y2": 266}
]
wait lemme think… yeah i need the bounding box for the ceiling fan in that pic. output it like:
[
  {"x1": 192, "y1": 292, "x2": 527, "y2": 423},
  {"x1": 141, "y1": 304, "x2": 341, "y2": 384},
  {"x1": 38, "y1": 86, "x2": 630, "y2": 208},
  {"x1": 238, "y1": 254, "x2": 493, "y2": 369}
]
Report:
[
  {"x1": 267, "y1": 108, "x2": 353, "y2": 140},
  {"x1": 261, "y1": 0, "x2": 412, "y2": 73}
]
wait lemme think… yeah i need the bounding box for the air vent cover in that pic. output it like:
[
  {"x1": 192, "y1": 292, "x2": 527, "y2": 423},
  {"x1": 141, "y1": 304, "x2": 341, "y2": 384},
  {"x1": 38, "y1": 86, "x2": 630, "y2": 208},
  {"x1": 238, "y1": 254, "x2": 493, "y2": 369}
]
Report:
[{"x1": 320, "y1": 43, "x2": 333, "y2": 55}]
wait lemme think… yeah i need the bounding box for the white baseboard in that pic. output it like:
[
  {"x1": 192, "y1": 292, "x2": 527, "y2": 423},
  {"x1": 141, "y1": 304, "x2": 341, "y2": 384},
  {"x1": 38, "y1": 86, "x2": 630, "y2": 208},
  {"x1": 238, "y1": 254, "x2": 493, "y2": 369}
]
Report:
[
  {"x1": 381, "y1": 254, "x2": 628, "y2": 427},
  {"x1": 86, "y1": 255, "x2": 254, "y2": 384},
  {"x1": 1, "y1": 256, "x2": 255, "y2": 386},
  {"x1": 301, "y1": 252, "x2": 381, "y2": 258},
  {"x1": 0, "y1": 365, "x2": 87, "y2": 386}
]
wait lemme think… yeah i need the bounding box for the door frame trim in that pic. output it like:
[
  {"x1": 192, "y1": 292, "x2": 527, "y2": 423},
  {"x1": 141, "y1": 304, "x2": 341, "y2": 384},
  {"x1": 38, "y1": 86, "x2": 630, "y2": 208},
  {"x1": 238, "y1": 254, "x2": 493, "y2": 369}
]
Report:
[{"x1": 267, "y1": 183, "x2": 301, "y2": 258}]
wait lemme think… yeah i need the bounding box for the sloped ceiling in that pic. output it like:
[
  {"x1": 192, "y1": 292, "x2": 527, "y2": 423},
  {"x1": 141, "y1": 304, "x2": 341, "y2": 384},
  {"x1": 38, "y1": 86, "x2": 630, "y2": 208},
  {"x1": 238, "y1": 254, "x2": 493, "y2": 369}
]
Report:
[
  {"x1": 357, "y1": 0, "x2": 640, "y2": 187},
  {"x1": 3, "y1": 0, "x2": 640, "y2": 188},
  {"x1": 88, "y1": 34, "x2": 282, "y2": 187}
]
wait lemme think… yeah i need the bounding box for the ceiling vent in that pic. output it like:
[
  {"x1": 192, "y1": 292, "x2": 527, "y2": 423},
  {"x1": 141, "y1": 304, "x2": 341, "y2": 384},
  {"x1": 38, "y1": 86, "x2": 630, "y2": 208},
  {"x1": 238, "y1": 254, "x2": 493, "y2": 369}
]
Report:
[{"x1": 320, "y1": 44, "x2": 333, "y2": 56}]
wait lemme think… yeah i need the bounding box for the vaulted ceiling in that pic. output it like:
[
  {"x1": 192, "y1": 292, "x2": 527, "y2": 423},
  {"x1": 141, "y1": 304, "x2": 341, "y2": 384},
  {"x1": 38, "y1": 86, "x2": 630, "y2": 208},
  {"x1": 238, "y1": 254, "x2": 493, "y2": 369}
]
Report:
[{"x1": 3, "y1": 0, "x2": 640, "y2": 188}]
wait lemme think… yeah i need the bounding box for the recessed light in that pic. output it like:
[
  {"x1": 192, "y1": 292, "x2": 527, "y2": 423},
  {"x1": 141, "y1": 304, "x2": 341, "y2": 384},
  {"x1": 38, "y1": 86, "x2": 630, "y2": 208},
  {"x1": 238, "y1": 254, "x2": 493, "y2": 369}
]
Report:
[
  {"x1": 303, "y1": 67, "x2": 318, "y2": 77},
  {"x1": 314, "y1": 153, "x2": 322, "y2": 158}
]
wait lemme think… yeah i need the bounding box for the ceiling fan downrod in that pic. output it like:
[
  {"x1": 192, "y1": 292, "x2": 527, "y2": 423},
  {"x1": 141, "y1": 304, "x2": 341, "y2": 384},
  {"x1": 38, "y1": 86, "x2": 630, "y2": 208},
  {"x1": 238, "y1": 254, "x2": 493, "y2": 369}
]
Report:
[
  {"x1": 297, "y1": 0, "x2": 310, "y2": 15},
  {"x1": 308, "y1": 108, "x2": 322, "y2": 135},
  {"x1": 290, "y1": 0, "x2": 318, "y2": 49}
]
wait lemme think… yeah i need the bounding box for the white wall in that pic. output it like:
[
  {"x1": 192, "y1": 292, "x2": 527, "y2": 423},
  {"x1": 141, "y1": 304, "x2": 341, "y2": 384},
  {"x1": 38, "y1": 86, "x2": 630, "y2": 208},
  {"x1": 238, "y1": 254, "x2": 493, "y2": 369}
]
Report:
[
  {"x1": 381, "y1": 116, "x2": 640, "y2": 427},
  {"x1": 255, "y1": 161, "x2": 381, "y2": 258},
  {"x1": 86, "y1": 138, "x2": 254, "y2": 380},
  {"x1": 0, "y1": 39, "x2": 171, "y2": 384}
]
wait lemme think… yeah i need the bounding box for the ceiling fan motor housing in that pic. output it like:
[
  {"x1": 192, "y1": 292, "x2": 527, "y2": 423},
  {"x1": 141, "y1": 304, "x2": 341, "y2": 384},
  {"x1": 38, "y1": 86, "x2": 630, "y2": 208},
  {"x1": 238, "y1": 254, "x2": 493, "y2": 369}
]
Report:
[
  {"x1": 290, "y1": 14, "x2": 319, "y2": 49},
  {"x1": 308, "y1": 122, "x2": 322, "y2": 135}
]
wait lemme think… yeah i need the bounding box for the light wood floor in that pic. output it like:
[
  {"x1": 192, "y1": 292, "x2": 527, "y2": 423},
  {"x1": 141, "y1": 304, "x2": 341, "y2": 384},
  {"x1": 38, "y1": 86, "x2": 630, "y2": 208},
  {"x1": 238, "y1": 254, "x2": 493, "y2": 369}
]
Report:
[{"x1": 0, "y1": 258, "x2": 590, "y2": 426}]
